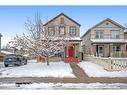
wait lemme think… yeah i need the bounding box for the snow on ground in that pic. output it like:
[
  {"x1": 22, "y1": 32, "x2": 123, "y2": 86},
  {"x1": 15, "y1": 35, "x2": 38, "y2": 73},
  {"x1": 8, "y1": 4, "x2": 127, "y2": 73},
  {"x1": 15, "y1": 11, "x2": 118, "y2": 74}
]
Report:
[
  {"x1": 0, "y1": 60, "x2": 75, "y2": 78},
  {"x1": 78, "y1": 61, "x2": 127, "y2": 77},
  {"x1": 0, "y1": 82, "x2": 127, "y2": 89}
]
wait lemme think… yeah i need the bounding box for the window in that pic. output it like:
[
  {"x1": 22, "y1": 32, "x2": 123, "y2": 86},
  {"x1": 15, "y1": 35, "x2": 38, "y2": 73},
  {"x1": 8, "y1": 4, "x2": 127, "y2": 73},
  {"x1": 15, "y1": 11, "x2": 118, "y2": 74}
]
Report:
[
  {"x1": 48, "y1": 27, "x2": 54, "y2": 36},
  {"x1": 59, "y1": 26, "x2": 65, "y2": 35},
  {"x1": 111, "y1": 30, "x2": 120, "y2": 39},
  {"x1": 69, "y1": 26, "x2": 76, "y2": 36},
  {"x1": 112, "y1": 45, "x2": 121, "y2": 51},
  {"x1": 95, "y1": 31, "x2": 103, "y2": 39}
]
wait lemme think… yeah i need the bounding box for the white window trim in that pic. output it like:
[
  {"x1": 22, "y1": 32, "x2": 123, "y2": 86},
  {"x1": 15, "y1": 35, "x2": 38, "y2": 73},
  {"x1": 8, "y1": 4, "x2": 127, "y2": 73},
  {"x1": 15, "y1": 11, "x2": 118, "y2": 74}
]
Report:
[
  {"x1": 48, "y1": 27, "x2": 54, "y2": 36},
  {"x1": 95, "y1": 30, "x2": 104, "y2": 39},
  {"x1": 59, "y1": 26, "x2": 65, "y2": 35},
  {"x1": 69, "y1": 26, "x2": 76, "y2": 36},
  {"x1": 111, "y1": 30, "x2": 120, "y2": 39}
]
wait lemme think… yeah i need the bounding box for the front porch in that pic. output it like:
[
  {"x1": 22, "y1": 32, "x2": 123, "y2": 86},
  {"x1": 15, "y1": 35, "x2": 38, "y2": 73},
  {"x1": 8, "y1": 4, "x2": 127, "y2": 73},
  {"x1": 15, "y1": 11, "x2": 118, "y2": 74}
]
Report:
[
  {"x1": 37, "y1": 43, "x2": 81, "y2": 63},
  {"x1": 92, "y1": 43, "x2": 127, "y2": 57},
  {"x1": 63, "y1": 43, "x2": 80, "y2": 63}
]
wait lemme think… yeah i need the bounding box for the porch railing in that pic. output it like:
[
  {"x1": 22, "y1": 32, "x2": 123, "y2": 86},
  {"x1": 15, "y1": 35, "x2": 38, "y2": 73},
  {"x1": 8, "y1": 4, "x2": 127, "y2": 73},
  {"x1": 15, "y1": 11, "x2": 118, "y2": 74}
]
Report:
[
  {"x1": 84, "y1": 54, "x2": 127, "y2": 71},
  {"x1": 111, "y1": 51, "x2": 127, "y2": 57}
]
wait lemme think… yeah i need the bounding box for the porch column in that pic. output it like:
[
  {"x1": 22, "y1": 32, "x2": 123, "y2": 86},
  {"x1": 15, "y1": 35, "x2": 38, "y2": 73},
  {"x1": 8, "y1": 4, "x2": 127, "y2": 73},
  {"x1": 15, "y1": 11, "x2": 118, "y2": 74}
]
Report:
[
  {"x1": 121, "y1": 44, "x2": 125, "y2": 51},
  {"x1": 92, "y1": 44, "x2": 96, "y2": 56},
  {"x1": 110, "y1": 44, "x2": 113, "y2": 57},
  {"x1": 74, "y1": 44, "x2": 79, "y2": 57},
  {"x1": 104, "y1": 44, "x2": 110, "y2": 57},
  {"x1": 121, "y1": 44, "x2": 125, "y2": 57},
  {"x1": 65, "y1": 47, "x2": 68, "y2": 58}
]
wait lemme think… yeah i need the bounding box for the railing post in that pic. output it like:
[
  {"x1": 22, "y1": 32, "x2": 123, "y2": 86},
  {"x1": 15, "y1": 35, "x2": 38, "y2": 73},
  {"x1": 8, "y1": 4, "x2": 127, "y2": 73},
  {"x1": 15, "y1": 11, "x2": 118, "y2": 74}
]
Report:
[{"x1": 108, "y1": 57, "x2": 112, "y2": 71}]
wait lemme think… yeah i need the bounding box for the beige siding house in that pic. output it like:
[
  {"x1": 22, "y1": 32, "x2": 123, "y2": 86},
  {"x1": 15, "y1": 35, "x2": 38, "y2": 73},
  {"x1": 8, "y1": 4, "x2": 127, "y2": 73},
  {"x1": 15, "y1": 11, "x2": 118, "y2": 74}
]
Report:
[
  {"x1": 40, "y1": 13, "x2": 82, "y2": 62},
  {"x1": 81, "y1": 18, "x2": 127, "y2": 58}
]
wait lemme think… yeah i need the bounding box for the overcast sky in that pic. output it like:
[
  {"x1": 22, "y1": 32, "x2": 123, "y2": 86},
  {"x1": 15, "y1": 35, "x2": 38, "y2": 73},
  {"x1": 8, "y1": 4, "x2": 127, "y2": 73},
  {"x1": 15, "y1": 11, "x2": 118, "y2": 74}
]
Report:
[{"x1": 0, "y1": 6, "x2": 127, "y2": 47}]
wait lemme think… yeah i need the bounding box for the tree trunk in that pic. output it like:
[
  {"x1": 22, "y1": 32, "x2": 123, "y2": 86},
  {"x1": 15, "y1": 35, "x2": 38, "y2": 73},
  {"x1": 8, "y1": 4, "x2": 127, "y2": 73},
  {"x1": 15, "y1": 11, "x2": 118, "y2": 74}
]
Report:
[{"x1": 47, "y1": 55, "x2": 50, "y2": 66}]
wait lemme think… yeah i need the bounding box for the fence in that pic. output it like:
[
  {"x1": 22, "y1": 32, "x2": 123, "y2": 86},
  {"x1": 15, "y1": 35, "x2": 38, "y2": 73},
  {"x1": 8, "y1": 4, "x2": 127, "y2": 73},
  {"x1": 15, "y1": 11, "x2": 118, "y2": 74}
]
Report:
[{"x1": 84, "y1": 54, "x2": 127, "y2": 71}]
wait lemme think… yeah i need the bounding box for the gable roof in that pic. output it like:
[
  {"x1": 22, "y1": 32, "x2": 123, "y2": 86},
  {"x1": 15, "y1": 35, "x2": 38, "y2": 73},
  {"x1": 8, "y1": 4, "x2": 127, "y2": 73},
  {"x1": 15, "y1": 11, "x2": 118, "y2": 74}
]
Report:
[
  {"x1": 43, "y1": 13, "x2": 81, "y2": 26},
  {"x1": 81, "y1": 18, "x2": 125, "y2": 38}
]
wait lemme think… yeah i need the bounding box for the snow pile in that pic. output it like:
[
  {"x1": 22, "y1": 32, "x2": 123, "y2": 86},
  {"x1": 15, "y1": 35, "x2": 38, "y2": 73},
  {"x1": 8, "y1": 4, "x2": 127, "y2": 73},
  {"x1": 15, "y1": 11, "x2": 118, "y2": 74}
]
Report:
[
  {"x1": 78, "y1": 61, "x2": 127, "y2": 77},
  {"x1": 1, "y1": 50, "x2": 13, "y2": 54},
  {"x1": 91, "y1": 39, "x2": 127, "y2": 43},
  {"x1": 0, "y1": 61, "x2": 75, "y2": 78},
  {"x1": 0, "y1": 83, "x2": 127, "y2": 89}
]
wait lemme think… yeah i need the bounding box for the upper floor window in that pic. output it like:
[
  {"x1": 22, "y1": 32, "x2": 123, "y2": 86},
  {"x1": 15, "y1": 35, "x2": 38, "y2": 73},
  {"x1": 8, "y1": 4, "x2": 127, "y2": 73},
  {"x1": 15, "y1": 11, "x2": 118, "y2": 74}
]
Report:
[
  {"x1": 111, "y1": 30, "x2": 120, "y2": 39},
  {"x1": 69, "y1": 26, "x2": 76, "y2": 36},
  {"x1": 59, "y1": 26, "x2": 65, "y2": 35},
  {"x1": 95, "y1": 31, "x2": 103, "y2": 39},
  {"x1": 48, "y1": 27, "x2": 54, "y2": 36},
  {"x1": 112, "y1": 44, "x2": 121, "y2": 51}
]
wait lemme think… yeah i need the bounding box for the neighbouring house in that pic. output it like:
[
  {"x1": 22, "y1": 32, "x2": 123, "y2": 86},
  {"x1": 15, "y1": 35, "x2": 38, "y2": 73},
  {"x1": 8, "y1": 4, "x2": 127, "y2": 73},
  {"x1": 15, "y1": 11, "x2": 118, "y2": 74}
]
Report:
[
  {"x1": 37, "y1": 13, "x2": 82, "y2": 63},
  {"x1": 81, "y1": 18, "x2": 127, "y2": 58},
  {"x1": 0, "y1": 50, "x2": 13, "y2": 62}
]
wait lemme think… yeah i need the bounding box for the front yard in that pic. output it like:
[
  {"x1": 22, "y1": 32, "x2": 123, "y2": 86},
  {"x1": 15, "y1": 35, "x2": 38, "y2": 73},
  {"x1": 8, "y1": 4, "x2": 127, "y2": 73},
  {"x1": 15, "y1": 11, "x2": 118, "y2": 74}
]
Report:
[
  {"x1": 0, "y1": 60, "x2": 75, "y2": 78},
  {"x1": 78, "y1": 61, "x2": 127, "y2": 77},
  {"x1": 1, "y1": 60, "x2": 127, "y2": 78}
]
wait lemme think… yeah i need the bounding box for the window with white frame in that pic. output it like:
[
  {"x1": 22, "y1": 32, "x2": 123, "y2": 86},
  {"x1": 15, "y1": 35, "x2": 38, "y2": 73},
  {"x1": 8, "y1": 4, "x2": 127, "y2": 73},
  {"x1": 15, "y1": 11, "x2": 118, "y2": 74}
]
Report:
[
  {"x1": 95, "y1": 31, "x2": 103, "y2": 39},
  {"x1": 48, "y1": 27, "x2": 54, "y2": 36},
  {"x1": 112, "y1": 45, "x2": 121, "y2": 51},
  {"x1": 111, "y1": 30, "x2": 120, "y2": 39},
  {"x1": 59, "y1": 26, "x2": 65, "y2": 35},
  {"x1": 69, "y1": 26, "x2": 76, "y2": 36}
]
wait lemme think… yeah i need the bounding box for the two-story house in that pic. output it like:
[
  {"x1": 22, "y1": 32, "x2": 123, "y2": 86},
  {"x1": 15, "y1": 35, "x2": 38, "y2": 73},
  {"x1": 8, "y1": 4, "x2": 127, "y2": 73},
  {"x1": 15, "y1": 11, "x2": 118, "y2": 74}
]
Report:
[
  {"x1": 43, "y1": 13, "x2": 81, "y2": 62},
  {"x1": 81, "y1": 18, "x2": 127, "y2": 58}
]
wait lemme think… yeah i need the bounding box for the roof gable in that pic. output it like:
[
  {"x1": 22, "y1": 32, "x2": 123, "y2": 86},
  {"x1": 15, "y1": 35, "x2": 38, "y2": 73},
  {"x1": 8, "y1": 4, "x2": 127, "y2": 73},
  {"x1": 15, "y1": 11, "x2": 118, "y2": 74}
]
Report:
[
  {"x1": 44, "y1": 13, "x2": 81, "y2": 26},
  {"x1": 91, "y1": 18, "x2": 125, "y2": 29},
  {"x1": 81, "y1": 18, "x2": 125, "y2": 38}
]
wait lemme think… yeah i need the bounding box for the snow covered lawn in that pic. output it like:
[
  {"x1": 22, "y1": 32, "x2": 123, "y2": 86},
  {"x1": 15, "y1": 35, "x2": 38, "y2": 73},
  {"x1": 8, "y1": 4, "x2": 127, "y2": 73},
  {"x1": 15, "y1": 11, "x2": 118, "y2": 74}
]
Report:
[
  {"x1": 0, "y1": 60, "x2": 75, "y2": 78},
  {"x1": 0, "y1": 82, "x2": 127, "y2": 89},
  {"x1": 79, "y1": 61, "x2": 127, "y2": 77}
]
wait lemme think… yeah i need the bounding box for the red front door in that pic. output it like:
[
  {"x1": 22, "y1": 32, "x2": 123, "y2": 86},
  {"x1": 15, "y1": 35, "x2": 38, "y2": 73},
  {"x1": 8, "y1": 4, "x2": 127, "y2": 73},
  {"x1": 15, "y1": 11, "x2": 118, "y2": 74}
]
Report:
[{"x1": 68, "y1": 46, "x2": 74, "y2": 57}]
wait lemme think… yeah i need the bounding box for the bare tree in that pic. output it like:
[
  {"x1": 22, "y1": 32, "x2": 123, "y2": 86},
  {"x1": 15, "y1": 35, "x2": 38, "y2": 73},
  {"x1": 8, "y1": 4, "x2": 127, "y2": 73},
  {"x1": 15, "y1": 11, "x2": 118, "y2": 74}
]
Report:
[{"x1": 8, "y1": 14, "x2": 71, "y2": 65}]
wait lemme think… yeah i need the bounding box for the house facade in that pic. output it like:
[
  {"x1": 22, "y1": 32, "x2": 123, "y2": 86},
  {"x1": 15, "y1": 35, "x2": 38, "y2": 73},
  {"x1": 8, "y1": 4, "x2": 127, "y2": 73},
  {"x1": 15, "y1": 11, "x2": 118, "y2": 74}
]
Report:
[
  {"x1": 42, "y1": 13, "x2": 82, "y2": 62},
  {"x1": 81, "y1": 18, "x2": 127, "y2": 58}
]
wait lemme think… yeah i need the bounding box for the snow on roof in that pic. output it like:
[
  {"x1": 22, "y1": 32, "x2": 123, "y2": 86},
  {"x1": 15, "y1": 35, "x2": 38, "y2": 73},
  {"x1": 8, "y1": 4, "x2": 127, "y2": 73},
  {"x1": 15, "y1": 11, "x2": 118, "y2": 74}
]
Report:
[
  {"x1": 1, "y1": 50, "x2": 14, "y2": 55},
  {"x1": 91, "y1": 39, "x2": 127, "y2": 43},
  {"x1": 42, "y1": 36, "x2": 81, "y2": 41},
  {"x1": 23, "y1": 54, "x2": 29, "y2": 57},
  {"x1": 70, "y1": 37, "x2": 81, "y2": 41}
]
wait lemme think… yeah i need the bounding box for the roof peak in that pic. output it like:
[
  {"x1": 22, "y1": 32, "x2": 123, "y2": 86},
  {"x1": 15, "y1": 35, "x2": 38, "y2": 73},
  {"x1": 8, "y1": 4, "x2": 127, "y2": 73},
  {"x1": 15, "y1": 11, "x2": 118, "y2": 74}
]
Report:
[{"x1": 43, "y1": 12, "x2": 81, "y2": 26}]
